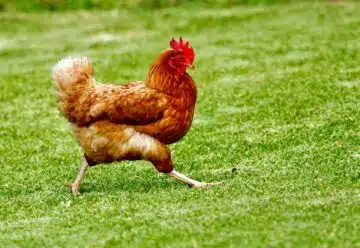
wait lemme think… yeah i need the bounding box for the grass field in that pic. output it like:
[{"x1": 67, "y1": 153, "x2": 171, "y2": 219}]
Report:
[{"x1": 1, "y1": 1, "x2": 360, "y2": 247}]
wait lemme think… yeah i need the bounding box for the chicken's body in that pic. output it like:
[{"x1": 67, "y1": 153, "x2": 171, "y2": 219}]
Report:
[{"x1": 52, "y1": 38, "x2": 221, "y2": 194}]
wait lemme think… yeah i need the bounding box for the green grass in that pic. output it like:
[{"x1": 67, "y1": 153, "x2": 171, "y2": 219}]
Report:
[
  {"x1": 0, "y1": 0, "x2": 310, "y2": 12},
  {"x1": 1, "y1": 1, "x2": 360, "y2": 247}
]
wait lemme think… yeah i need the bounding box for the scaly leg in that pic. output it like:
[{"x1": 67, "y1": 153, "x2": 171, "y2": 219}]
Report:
[
  {"x1": 168, "y1": 169, "x2": 223, "y2": 187},
  {"x1": 130, "y1": 134, "x2": 221, "y2": 187},
  {"x1": 70, "y1": 157, "x2": 89, "y2": 195},
  {"x1": 146, "y1": 142, "x2": 223, "y2": 188}
]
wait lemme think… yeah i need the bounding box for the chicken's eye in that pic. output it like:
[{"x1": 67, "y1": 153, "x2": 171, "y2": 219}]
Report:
[{"x1": 172, "y1": 54, "x2": 185, "y2": 62}]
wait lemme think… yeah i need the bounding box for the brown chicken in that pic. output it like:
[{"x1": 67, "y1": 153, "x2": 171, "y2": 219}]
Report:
[{"x1": 52, "y1": 37, "x2": 221, "y2": 194}]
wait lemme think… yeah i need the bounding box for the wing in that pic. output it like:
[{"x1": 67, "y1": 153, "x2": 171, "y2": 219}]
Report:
[{"x1": 88, "y1": 82, "x2": 168, "y2": 125}]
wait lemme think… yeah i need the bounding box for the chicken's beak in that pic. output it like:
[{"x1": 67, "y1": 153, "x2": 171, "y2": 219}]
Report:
[{"x1": 187, "y1": 64, "x2": 195, "y2": 70}]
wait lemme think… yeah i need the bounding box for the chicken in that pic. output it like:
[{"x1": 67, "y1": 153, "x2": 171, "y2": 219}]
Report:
[{"x1": 52, "y1": 37, "x2": 222, "y2": 194}]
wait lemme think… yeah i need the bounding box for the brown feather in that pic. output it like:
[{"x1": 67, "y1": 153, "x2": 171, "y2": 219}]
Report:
[{"x1": 53, "y1": 49, "x2": 197, "y2": 170}]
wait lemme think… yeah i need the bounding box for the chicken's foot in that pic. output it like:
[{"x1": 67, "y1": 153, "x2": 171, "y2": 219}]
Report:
[
  {"x1": 168, "y1": 170, "x2": 223, "y2": 187},
  {"x1": 70, "y1": 157, "x2": 89, "y2": 195}
]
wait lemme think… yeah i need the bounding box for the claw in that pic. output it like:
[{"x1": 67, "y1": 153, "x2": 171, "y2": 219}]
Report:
[
  {"x1": 67, "y1": 157, "x2": 88, "y2": 195},
  {"x1": 67, "y1": 182, "x2": 81, "y2": 195},
  {"x1": 168, "y1": 170, "x2": 224, "y2": 188},
  {"x1": 191, "y1": 181, "x2": 224, "y2": 188}
]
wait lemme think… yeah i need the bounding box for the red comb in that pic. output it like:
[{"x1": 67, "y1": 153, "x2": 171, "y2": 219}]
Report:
[{"x1": 170, "y1": 37, "x2": 195, "y2": 64}]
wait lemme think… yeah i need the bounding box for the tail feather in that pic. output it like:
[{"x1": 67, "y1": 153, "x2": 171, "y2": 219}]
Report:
[
  {"x1": 52, "y1": 57, "x2": 95, "y2": 124},
  {"x1": 52, "y1": 57, "x2": 94, "y2": 95}
]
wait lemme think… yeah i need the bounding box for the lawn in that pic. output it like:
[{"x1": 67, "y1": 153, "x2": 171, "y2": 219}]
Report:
[{"x1": 0, "y1": 1, "x2": 360, "y2": 247}]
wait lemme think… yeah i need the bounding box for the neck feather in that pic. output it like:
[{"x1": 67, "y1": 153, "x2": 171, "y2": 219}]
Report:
[{"x1": 145, "y1": 62, "x2": 182, "y2": 95}]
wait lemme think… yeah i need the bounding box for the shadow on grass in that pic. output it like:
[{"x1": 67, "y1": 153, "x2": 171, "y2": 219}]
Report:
[
  {"x1": 79, "y1": 177, "x2": 181, "y2": 194},
  {"x1": 78, "y1": 172, "x2": 234, "y2": 195}
]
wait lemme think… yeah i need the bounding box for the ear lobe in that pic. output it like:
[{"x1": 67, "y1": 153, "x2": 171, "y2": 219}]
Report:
[
  {"x1": 168, "y1": 58, "x2": 176, "y2": 68},
  {"x1": 167, "y1": 57, "x2": 186, "y2": 74}
]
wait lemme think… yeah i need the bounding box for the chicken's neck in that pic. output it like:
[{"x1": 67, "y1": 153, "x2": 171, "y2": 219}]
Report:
[{"x1": 145, "y1": 64, "x2": 196, "y2": 99}]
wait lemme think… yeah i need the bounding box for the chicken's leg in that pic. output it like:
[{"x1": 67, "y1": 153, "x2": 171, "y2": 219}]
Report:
[
  {"x1": 168, "y1": 170, "x2": 223, "y2": 187},
  {"x1": 147, "y1": 142, "x2": 223, "y2": 187},
  {"x1": 70, "y1": 157, "x2": 89, "y2": 194}
]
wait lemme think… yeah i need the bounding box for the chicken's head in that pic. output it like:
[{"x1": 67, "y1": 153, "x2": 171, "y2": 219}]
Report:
[{"x1": 167, "y1": 37, "x2": 195, "y2": 75}]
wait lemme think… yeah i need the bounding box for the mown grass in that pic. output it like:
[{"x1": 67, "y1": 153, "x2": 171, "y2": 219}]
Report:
[
  {"x1": 0, "y1": 1, "x2": 360, "y2": 247},
  {"x1": 0, "y1": 0, "x2": 310, "y2": 12}
]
